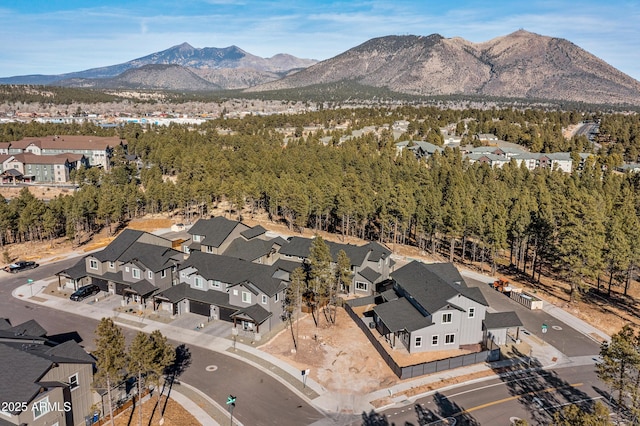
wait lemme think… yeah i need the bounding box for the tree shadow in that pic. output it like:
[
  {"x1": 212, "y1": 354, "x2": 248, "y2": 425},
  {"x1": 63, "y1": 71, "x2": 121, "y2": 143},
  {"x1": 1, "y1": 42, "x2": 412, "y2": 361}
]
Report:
[
  {"x1": 432, "y1": 392, "x2": 480, "y2": 426},
  {"x1": 495, "y1": 364, "x2": 591, "y2": 424},
  {"x1": 361, "y1": 409, "x2": 392, "y2": 425},
  {"x1": 161, "y1": 344, "x2": 192, "y2": 415}
]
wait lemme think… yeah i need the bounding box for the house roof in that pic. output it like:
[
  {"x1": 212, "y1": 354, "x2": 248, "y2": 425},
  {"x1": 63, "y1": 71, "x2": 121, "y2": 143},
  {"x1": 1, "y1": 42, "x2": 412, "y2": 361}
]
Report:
[
  {"x1": 484, "y1": 311, "x2": 523, "y2": 330},
  {"x1": 14, "y1": 152, "x2": 86, "y2": 165},
  {"x1": 154, "y1": 283, "x2": 233, "y2": 308},
  {"x1": 279, "y1": 237, "x2": 391, "y2": 266},
  {"x1": 359, "y1": 267, "x2": 381, "y2": 284},
  {"x1": 391, "y1": 261, "x2": 488, "y2": 316},
  {"x1": 56, "y1": 258, "x2": 88, "y2": 280},
  {"x1": 373, "y1": 298, "x2": 432, "y2": 332},
  {"x1": 92, "y1": 229, "x2": 145, "y2": 262},
  {"x1": 0, "y1": 320, "x2": 94, "y2": 411},
  {"x1": 119, "y1": 242, "x2": 182, "y2": 272},
  {"x1": 180, "y1": 251, "x2": 284, "y2": 297},
  {"x1": 188, "y1": 217, "x2": 248, "y2": 248},
  {"x1": 240, "y1": 225, "x2": 266, "y2": 240},
  {"x1": 128, "y1": 280, "x2": 157, "y2": 297},
  {"x1": 4, "y1": 319, "x2": 48, "y2": 337},
  {"x1": 231, "y1": 304, "x2": 272, "y2": 325},
  {"x1": 223, "y1": 238, "x2": 280, "y2": 262}
]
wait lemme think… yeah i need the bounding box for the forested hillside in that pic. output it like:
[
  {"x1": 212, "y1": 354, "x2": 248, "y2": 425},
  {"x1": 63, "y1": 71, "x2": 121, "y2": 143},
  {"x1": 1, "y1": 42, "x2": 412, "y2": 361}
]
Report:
[{"x1": 0, "y1": 106, "x2": 639, "y2": 303}]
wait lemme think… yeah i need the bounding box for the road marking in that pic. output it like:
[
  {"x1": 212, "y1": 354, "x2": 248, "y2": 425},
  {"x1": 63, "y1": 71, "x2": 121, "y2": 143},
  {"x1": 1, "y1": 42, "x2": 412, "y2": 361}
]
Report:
[{"x1": 453, "y1": 383, "x2": 583, "y2": 416}]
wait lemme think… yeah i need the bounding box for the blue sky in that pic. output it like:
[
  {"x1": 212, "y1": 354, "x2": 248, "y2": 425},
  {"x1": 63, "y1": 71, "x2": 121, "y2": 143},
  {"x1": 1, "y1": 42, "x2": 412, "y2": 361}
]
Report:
[{"x1": 1, "y1": 0, "x2": 639, "y2": 81}]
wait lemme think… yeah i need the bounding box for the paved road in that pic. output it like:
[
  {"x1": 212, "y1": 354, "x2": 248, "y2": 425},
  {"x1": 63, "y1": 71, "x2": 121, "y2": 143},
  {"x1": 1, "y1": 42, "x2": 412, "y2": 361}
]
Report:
[
  {"x1": 381, "y1": 364, "x2": 607, "y2": 425},
  {"x1": 0, "y1": 260, "x2": 326, "y2": 426}
]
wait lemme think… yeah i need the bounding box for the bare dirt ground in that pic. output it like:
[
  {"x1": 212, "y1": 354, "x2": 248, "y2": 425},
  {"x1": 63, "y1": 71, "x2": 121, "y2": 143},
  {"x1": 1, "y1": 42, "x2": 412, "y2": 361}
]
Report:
[
  {"x1": 260, "y1": 309, "x2": 399, "y2": 394},
  {"x1": 112, "y1": 395, "x2": 200, "y2": 426}
]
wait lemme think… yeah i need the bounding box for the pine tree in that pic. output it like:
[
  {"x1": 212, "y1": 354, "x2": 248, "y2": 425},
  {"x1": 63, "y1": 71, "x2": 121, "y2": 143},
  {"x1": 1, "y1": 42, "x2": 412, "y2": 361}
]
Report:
[
  {"x1": 284, "y1": 267, "x2": 306, "y2": 350},
  {"x1": 597, "y1": 325, "x2": 640, "y2": 407},
  {"x1": 147, "y1": 330, "x2": 175, "y2": 410},
  {"x1": 128, "y1": 332, "x2": 153, "y2": 426},
  {"x1": 308, "y1": 235, "x2": 332, "y2": 326},
  {"x1": 93, "y1": 318, "x2": 127, "y2": 425}
]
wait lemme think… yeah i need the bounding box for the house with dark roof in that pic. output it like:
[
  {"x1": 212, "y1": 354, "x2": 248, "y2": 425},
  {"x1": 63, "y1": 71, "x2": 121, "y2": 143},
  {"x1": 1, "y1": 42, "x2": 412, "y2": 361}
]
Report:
[
  {"x1": 184, "y1": 216, "x2": 251, "y2": 255},
  {"x1": 372, "y1": 261, "x2": 489, "y2": 353},
  {"x1": 278, "y1": 236, "x2": 393, "y2": 295},
  {"x1": 57, "y1": 229, "x2": 183, "y2": 302},
  {"x1": 154, "y1": 251, "x2": 289, "y2": 336},
  {"x1": 0, "y1": 318, "x2": 95, "y2": 426}
]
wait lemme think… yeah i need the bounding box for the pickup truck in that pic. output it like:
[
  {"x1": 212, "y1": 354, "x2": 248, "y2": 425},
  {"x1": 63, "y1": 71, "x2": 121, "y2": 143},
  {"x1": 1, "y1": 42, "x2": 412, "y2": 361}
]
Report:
[{"x1": 3, "y1": 260, "x2": 39, "y2": 273}]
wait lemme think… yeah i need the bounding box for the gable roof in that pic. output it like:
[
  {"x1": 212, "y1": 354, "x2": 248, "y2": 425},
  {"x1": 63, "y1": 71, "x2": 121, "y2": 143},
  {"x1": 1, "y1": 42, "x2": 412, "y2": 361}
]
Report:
[
  {"x1": 359, "y1": 267, "x2": 381, "y2": 283},
  {"x1": 279, "y1": 236, "x2": 391, "y2": 266},
  {"x1": 392, "y1": 261, "x2": 487, "y2": 316},
  {"x1": 155, "y1": 282, "x2": 233, "y2": 308},
  {"x1": 223, "y1": 238, "x2": 281, "y2": 262},
  {"x1": 188, "y1": 217, "x2": 248, "y2": 248},
  {"x1": 484, "y1": 311, "x2": 523, "y2": 330},
  {"x1": 240, "y1": 225, "x2": 266, "y2": 240},
  {"x1": 373, "y1": 298, "x2": 432, "y2": 332},
  {"x1": 180, "y1": 251, "x2": 285, "y2": 296},
  {"x1": 231, "y1": 304, "x2": 272, "y2": 325},
  {"x1": 92, "y1": 229, "x2": 145, "y2": 262},
  {"x1": 119, "y1": 242, "x2": 182, "y2": 272}
]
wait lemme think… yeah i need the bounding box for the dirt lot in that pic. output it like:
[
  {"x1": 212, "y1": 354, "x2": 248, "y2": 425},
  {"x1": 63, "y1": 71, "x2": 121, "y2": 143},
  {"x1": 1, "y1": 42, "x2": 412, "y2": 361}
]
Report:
[{"x1": 111, "y1": 395, "x2": 200, "y2": 426}]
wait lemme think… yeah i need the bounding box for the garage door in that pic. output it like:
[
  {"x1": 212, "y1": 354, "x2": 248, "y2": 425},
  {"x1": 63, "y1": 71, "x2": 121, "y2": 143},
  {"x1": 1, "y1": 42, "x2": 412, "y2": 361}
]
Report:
[
  {"x1": 189, "y1": 300, "x2": 211, "y2": 317},
  {"x1": 115, "y1": 282, "x2": 128, "y2": 295},
  {"x1": 92, "y1": 278, "x2": 108, "y2": 292},
  {"x1": 218, "y1": 306, "x2": 235, "y2": 322}
]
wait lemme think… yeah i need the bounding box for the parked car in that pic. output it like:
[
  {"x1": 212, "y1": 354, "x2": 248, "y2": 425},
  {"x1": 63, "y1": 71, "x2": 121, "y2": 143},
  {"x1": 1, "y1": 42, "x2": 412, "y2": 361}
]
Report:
[
  {"x1": 70, "y1": 284, "x2": 100, "y2": 301},
  {"x1": 3, "y1": 260, "x2": 39, "y2": 273}
]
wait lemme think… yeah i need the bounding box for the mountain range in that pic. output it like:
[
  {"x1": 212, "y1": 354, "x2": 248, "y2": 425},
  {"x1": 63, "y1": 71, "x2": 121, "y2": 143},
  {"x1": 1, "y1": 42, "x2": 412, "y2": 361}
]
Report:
[{"x1": 3, "y1": 31, "x2": 640, "y2": 105}]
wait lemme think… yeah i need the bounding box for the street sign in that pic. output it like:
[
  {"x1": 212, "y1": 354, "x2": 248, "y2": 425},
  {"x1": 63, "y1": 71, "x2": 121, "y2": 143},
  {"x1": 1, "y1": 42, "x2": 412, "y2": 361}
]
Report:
[
  {"x1": 301, "y1": 369, "x2": 310, "y2": 388},
  {"x1": 226, "y1": 395, "x2": 236, "y2": 405},
  {"x1": 27, "y1": 279, "x2": 34, "y2": 283},
  {"x1": 542, "y1": 323, "x2": 548, "y2": 334}
]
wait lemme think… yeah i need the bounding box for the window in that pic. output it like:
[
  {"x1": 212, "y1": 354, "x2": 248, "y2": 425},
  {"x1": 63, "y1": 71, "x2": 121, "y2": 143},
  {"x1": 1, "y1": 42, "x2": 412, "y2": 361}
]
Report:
[
  {"x1": 432, "y1": 335, "x2": 439, "y2": 346},
  {"x1": 262, "y1": 295, "x2": 268, "y2": 304},
  {"x1": 274, "y1": 292, "x2": 279, "y2": 302},
  {"x1": 69, "y1": 373, "x2": 79, "y2": 390},
  {"x1": 148, "y1": 270, "x2": 153, "y2": 280},
  {"x1": 415, "y1": 336, "x2": 422, "y2": 348},
  {"x1": 468, "y1": 307, "x2": 475, "y2": 318},
  {"x1": 445, "y1": 334, "x2": 455, "y2": 345},
  {"x1": 212, "y1": 280, "x2": 221, "y2": 288},
  {"x1": 442, "y1": 313, "x2": 452, "y2": 324},
  {"x1": 205, "y1": 246, "x2": 214, "y2": 254},
  {"x1": 355, "y1": 281, "x2": 368, "y2": 291},
  {"x1": 161, "y1": 270, "x2": 167, "y2": 278},
  {"x1": 193, "y1": 235, "x2": 201, "y2": 242},
  {"x1": 233, "y1": 289, "x2": 238, "y2": 296},
  {"x1": 108, "y1": 261, "x2": 115, "y2": 269},
  {"x1": 132, "y1": 268, "x2": 140, "y2": 279},
  {"x1": 242, "y1": 291, "x2": 251, "y2": 303},
  {"x1": 194, "y1": 277, "x2": 203, "y2": 288},
  {"x1": 32, "y1": 396, "x2": 50, "y2": 419},
  {"x1": 89, "y1": 259, "x2": 98, "y2": 270},
  {"x1": 125, "y1": 266, "x2": 130, "y2": 272}
]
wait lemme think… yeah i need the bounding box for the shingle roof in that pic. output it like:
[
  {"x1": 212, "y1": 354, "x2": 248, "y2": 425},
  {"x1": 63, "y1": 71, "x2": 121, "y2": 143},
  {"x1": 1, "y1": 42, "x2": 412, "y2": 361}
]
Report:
[
  {"x1": 180, "y1": 251, "x2": 284, "y2": 296},
  {"x1": 56, "y1": 258, "x2": 88, "y2": 280},
  {"x1": 5, "y1": 319, "x2": 48, "y2": 337},
  {"x1": 223, "y1": 238, "x2": 279, "y2": 262},
  {"x1": 359, "y1": 267, "x2": 381, "y2": 283},
  {"x1": 155, "y1": 283, "x2": 233, "y2": 308},
  {"x1": 231, "y1": 304, "x2": 273, "y2": 325},
  {"x1": 392, "y1": 261, "x2": 487, "y2": 315},
  {"x1": 128, "y1": 280, "x2": 157, "y2": 297},
  {"x1": 484, "y1": 311, "x2": 523, "y2": 330},
  {"x1": 240, "y1": 225, "x2": 266, "y2": 240},
  {"x1": 373, "y1": 298, "x2": 432, "y2": 332},
  {"x1": 119, "y1": 242, "x2": 182, "y2": 272},
  {"x1": 92, "y1": 229, "x2": 145, "y2": 262},
  {"x1": 279, "y1": 237, "x2": 390, "y2": 266},
  {"x1": 188, "y1": 217, "x2": 246, "y2": 248}
]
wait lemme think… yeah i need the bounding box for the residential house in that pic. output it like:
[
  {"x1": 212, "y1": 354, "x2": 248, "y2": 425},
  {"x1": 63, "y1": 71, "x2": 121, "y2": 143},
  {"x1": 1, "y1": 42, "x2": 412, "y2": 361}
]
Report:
[
  {"x1": 0, "y1": 318, "x2": 95, "y2": 426},
  {"x1": 464, "y1": 153, "x2": 510, "y2": 168},
  {"x1": 278, "y1": 236, "x2": 393, "y2": 295},
  {"x1": 372, "y1": 261, "x2": 489, "y2": 353},
  {"x1": 184, "y1": 216, "x2": 251, "y2": 255},
  {"x1": 154, "y1": 251, "x2": 288, "y2": 335},
  {"x1": 58, "y1": 229, "x2": 182, "y2": 302}
]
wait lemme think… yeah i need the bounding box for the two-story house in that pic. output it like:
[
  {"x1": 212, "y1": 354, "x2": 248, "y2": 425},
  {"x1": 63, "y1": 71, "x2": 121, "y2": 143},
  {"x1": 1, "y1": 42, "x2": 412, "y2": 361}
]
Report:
[
  {"x1": 278, "y1": 236, "x2": 393, "y2": 295},
  {"x1": 184, "y1": 216, "x2": 251, "y2": 255},
  {"x1": 154, "y1": 251, "x2": 288, "y2": 335},
  {"x1": 372, "y1": 261, "x2": 489, "y2": 353},
  {"x1": 0, "y1": 318, "x2": 95, "y2": 426},
  {"x1": 58, "y1": 229, "x2": 182, "y2": 303}
]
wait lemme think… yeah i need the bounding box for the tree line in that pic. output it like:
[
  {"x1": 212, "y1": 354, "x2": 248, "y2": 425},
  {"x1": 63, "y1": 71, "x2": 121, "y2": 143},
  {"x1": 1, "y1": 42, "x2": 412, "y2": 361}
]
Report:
[{"x1": 1, "y1": 108, "x2": 639, "y2": 303}]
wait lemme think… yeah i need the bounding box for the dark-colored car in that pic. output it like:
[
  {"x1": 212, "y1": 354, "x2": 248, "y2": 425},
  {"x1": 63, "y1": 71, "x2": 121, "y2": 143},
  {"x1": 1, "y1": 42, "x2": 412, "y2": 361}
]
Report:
[
  {"x1": 70, "y1": 284, "x2": 100, "y2": 301},
  {"x1": 3, "y1": 260, "x2": 39, "y2": 273}
]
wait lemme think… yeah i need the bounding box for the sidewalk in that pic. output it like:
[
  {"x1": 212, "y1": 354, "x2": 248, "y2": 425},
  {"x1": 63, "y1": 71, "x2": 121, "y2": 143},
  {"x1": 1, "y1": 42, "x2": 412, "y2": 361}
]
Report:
[{"x1": 13, "y1": 253, "x2": 611, "y2": 420}]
